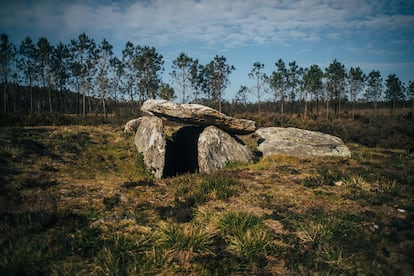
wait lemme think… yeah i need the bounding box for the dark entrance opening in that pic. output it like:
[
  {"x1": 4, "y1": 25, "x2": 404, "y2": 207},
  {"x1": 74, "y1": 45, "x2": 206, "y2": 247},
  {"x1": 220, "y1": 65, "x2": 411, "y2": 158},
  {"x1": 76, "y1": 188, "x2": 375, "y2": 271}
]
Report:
[{"x1": 163, "y1": 126, "x2": 204, "y2": 177}]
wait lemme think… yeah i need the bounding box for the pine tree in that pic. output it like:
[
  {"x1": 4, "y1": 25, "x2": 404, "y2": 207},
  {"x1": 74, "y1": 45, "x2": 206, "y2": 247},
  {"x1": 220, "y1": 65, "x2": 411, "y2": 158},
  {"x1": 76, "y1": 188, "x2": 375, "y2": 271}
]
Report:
[
  {"x1": 0, "y1": 33, "x2": 16, "y2": 113},
  {"x1": 385, "y1": 74, "x2": 404, "y2": 117},
  {"x1": 365, "y1": 70, "x2": 382, "y2": 116},
  {"x1": 348, "y1": 67, "x2": 365, "y2": 119},
  {"x1": 18, "y1": 36, "x2": 37, "y2": 113}
]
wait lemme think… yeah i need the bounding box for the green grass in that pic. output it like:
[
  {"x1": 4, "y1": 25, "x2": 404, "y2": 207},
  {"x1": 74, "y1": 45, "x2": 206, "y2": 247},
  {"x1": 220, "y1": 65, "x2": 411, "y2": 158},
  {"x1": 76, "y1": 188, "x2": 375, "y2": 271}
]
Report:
[
  {"x1": 0, "y1": 125, "x2": 413, "y2": 275},
  {"x1": 199, "y1": 174, "x2": 240, "y2": 200},
  {"x1": 158, "y1": 223, "x2": 215, "y2": 258},
  {"x1": 217, "y1": 212, "x2": 272, "y2": 263}
]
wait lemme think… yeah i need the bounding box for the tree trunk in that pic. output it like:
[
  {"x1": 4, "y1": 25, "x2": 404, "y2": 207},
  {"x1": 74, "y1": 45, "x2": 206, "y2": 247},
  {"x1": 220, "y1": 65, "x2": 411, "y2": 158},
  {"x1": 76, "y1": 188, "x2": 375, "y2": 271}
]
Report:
[
  {"x1": 304, "y1": 99, "x2": 308, "y2": 120},
  {"x1": 411, "y1": 100, "x2": 414, "y2": 121},
  {"x1": 258, "y1": 92, "x2": 261, "y2": 113},
  {"x1": 3, "y1": 83, "x2": 7, "y2": 113},
  {"x1": 129, "y1": 86, "x2": 133, "y2": 102},
  {"x1": 30, "y1": 86, "x2": 33, "y2": 113},
  {"x1": 113, "y1": 85, "x2": 117, "y2": 108},
  {"x1": 218, "y1": 97, "x2": 222, "y2": 113},
  {"x1": 12, "y1": 85, "x2": 16, "y2": 113},
  {"x1": 59, "y1": 83, "x2": 65, "y2": 114},
  {"x1": 81, "y1": 75, "x2": 86, "y2": 117},
  {"x1": 352, "y1": 101, "x2": 356, "y2": 120},
  {"x1": 101, "y1": 87, "x2": 107, "y2": 119},
  {"x1": 337, "y1": 96, "x2": 341, "y2": 120},
  {"x1": 391, "y1": 100, "x2": 396, "y2": 117},
  {"x1": 82, "y1": 89, "x2": 86, "y2": 117},
  {"x1": 48, "y1": 87, "x2": 53, "y2": 113},
  {"x1": 103, "y1": 98, "x2": 107, "y2": 119},
  {"x1": 77, "y1": 90, "x2": 80, "y2": 115},
  {"x1": 316, "y1": 98, "x2": 319, "y2": 118}
]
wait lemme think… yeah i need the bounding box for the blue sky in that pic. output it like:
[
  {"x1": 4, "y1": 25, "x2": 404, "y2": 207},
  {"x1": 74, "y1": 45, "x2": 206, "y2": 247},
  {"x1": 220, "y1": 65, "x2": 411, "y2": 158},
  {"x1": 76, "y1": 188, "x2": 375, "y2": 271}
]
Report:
[{"x1": 1, "y1": 0, "x2": 413, "y2": 101}]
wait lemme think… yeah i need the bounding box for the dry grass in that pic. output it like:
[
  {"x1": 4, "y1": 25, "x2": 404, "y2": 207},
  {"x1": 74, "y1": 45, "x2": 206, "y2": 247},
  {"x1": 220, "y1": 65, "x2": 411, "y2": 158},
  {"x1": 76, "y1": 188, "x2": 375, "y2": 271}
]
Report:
[{"x1": 0, "y1": 125, "x2": 413, "y2": 274}]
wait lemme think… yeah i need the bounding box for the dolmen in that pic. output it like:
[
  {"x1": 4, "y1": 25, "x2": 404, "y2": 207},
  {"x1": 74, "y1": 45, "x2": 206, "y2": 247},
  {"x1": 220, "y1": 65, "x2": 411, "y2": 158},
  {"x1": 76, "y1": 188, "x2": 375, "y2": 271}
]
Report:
[
  {"x1": 129, "y1": 100, "x2": 256, "y2": 178},
  {"x1": 126, "y1": 99, "x2": 351, "y2": 178}
]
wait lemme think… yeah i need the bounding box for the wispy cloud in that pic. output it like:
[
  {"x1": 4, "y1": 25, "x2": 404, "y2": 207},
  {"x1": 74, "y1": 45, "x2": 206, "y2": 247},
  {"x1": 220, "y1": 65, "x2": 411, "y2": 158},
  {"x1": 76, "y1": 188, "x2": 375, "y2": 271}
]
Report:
[{"x1": 1, "y1": 0, "x2": 413, "y2": 50}]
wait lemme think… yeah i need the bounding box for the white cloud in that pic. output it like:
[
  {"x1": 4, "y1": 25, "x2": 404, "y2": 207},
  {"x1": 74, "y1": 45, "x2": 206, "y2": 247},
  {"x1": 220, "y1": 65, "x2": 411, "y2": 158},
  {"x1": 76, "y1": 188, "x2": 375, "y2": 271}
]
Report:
[{"x1": 1, "y1": 0, "x2": 413, "y2": 56}]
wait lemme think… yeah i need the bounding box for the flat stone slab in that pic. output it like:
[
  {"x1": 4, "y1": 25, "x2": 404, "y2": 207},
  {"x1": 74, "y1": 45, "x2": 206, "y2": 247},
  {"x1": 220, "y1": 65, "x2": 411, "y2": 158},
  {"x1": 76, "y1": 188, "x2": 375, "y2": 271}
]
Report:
[
  {"x1": 256, "y1": 127, "x2": 351, "y2": 158},
  {"x1": 141, "y1": 99, "x2": 257, "y2": 135}
]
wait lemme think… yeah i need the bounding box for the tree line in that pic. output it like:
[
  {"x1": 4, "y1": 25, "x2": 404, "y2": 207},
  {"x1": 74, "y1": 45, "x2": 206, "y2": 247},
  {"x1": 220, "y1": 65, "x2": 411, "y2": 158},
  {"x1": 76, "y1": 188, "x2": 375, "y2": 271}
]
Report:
[
  {"x1": 239, "y1": 59, "x2": 414, "y2": 119},
  {"x1": 0, "y1": 32, "x2": 237, "y2": 117},
  {"x1": 1, "y1": 32, "x2": 413, "y2": 119}
]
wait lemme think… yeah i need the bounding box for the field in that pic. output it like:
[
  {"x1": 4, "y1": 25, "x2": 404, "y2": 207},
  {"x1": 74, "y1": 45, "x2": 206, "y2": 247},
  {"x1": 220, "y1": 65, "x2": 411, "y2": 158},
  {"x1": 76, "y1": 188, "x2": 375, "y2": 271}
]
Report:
[{"x1": 0, "y1": 122, "x2": 413, "y2": 275}]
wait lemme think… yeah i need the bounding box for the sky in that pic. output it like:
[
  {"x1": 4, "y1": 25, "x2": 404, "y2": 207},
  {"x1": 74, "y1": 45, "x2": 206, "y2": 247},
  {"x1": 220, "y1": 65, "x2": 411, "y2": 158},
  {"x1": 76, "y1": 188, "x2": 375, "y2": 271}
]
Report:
[{"x1": 1, "y1": 0, "x2": 414, "y2": 101}]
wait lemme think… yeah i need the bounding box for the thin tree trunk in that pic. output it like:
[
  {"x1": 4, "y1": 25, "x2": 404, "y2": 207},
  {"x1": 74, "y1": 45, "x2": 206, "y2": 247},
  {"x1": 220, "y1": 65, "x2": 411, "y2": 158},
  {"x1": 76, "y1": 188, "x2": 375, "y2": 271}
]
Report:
[
  {"x1": 103, "y1": 98, "x2": 107, "y2": 119},
  {"x1": 77, "y1": 90, "x2": 80, "y2": 115},
  {"x1": 304, "y1": 99, "x2": 308, "y2": 120},
  {"x1": 316, "y1": 98, "x2": 319, "y2": 118},
  {"x1": 101, "y1": 86, "x2": 107, "y2": 119},
  {"x1": 338, "y1": 96, "x2": 341, "y2": 120},
  {"x1": 30, "y1": 86, "x2": 33, "y2": 113},
  {"x1": 83, "y1": 90, "x2": 86, "y2": 117},
  {"x1": 3, "y1": 83, "x2": 7, "y2": 113},
  {"x1": 258, "y1": 92, "x2": 261, "y2": 113},
  {"x1": 411, "y1": 100, "x2": 414, "y2": 120},
  {"x1": 81, "y1": 75, "x2": 86, "y2": 117},
  {"x1": 352, "y1": 102, "x2": 356, "y2": 120},
  {"x1": 48, "y1": 87, "x2": 53, "y2": 113},
  {"x1": 218, "y1": 96, "x2": 222, "y2": 113}
]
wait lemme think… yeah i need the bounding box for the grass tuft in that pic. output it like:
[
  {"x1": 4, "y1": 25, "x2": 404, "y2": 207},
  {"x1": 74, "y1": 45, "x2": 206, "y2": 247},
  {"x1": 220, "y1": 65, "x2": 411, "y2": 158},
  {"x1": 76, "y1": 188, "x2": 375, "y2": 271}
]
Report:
[
  {"x1": 157, "y1": 223, "x2": 216, "y2": 260},
  {"x1": 199, "y1": 174, "x2": 240, "y2": 201}
]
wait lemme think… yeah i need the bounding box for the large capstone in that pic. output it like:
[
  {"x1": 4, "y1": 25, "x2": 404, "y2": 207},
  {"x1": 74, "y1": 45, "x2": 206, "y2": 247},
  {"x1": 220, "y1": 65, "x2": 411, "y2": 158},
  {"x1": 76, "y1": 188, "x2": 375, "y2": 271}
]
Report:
[
  {"x1": 256, "y1": 127, "x2": 351, "y2": 158},
  {"x1": 141, "y1": 99, "x2": 257, "y2": 135},
  {"x1": 198, "y1": 126, "x2": 254, "y2": 174},
  {"x1": 134, "y1": 116, "x2": 167, "y2": 178}
]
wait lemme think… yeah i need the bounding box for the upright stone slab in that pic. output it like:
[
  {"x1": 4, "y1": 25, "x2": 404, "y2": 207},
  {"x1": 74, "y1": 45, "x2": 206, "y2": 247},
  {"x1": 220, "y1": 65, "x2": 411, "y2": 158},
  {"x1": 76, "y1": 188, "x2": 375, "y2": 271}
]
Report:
[
  {"x1": 134, "y1": 116, "x2": 166, "y2": 178},
  {"x1": 256, "y1": 127, "x2": 351, "y2": 158},
  {"x1": 141, "y1": 99, "x2": 257, "y2": 135},
  {"x1": 198, "y1": 126, "x2": 254, "y2": 174}
]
